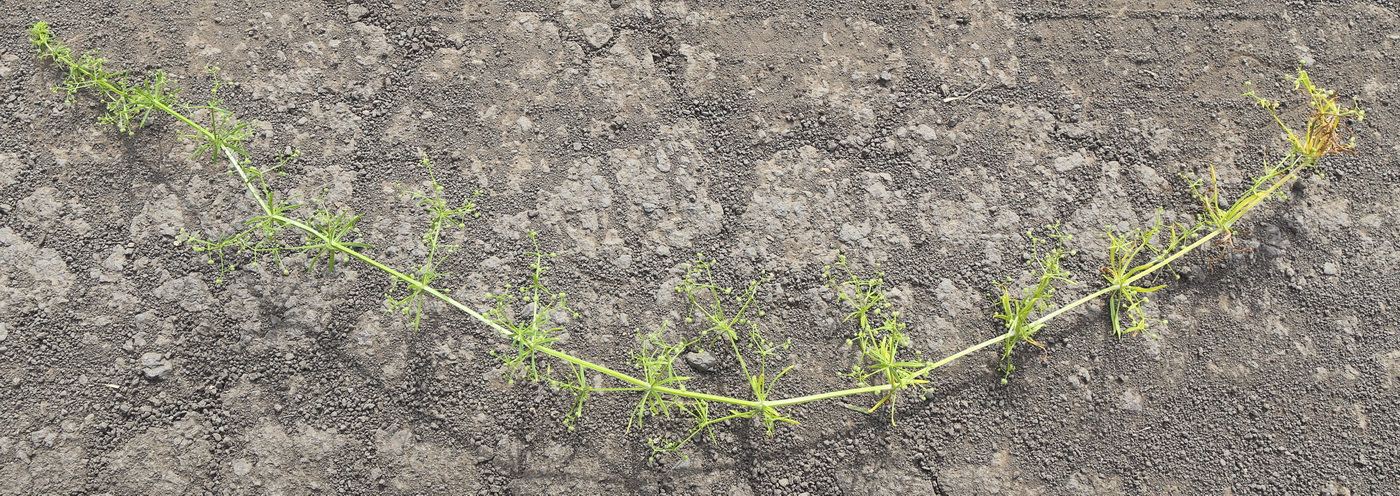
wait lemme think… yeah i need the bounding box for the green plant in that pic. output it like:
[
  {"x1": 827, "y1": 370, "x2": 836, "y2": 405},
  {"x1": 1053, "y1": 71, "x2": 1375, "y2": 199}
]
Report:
[
  {"x1": 994, "y1": 225, "x2": 1075, "y2": 380},
  {"x1": 29, "y1": 23, "x2": 180, "y2": 136},
  {"x1": 628, "y1": 327, "x2": 693, "y2": 430},
  {"x1": 980, "y1": 65, "x2": 1366, "y2": 376},
  {"x1": 1100, "y1": 213, "x2": 1195, "y2": 338},
  {"x1": 823, "y1": 254, "x2": 926, "y2": 424},
  {"x1": 674, "y1": 254, "x2": 800, "y2": 434},
  {"x1": 676, "y1": 254, "x2": 765, "y2": 343},
  {"x1": 485, "y1": 232, "x2": 577, "y2": 383},
  {"x1": 32, "y1": 22, "x2": 1366, "y2": 454},
  {"x1": 1183, "y1": 69, "x2": 1365, "y2": 262},
  {"x1": 386, "y1": 152, "x2": 481, "y2": 330}
]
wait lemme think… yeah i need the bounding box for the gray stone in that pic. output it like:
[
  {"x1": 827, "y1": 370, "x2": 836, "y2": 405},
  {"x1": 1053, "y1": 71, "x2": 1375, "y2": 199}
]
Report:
[
  {"x1": 914, "y1": 124, "x2": 937, "y2": 141},
  {"x1": 584, "y1": 23, "x2": 614, "y2": 49},
  {"x1": 1322, "y1": 262, "x2": 1338, "y2": 275},
  {"x1": 1053, "y1": 151, "x2": 1088, "y2": 172},
  {"x1": 1120, "y1": 389, "x2": 1143, "y2": 412},
  {"x1": 346, "y1": 4, "x2": 369, "y2": 20},
  {"x1": 839, "y1": 222, "x2": 870, "y2": 244},
  {"x1": 140, "y1": 352, "x2": 172, "y2": 378},
  {"x1": 684, "y1": 350, "x2": 718, "y2": 373}
]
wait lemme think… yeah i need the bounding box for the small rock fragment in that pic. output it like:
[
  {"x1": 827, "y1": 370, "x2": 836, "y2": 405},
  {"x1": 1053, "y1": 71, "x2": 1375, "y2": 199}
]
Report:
[
  {"x1": 140, "y1": 352, "x2": 171, "y2": 378},
  {"x1": 346, "y1": 4, "x2": 369, "y2": 20},
  {"x1": 913, "y1": 124, "x2": 937, "y2": 141},
  {"x1": 1053, "y1": 151, "x2": 1088, "y2": 172},
  {"x1": 684, "y1": 350, "x2": 718, "y2": 373},
  {"x1": 1120, "y1": 389, "x2": 1143, "y2": 412},
  {"x1": 584, "y1": 23, "x2": 613, "y2": 49}
]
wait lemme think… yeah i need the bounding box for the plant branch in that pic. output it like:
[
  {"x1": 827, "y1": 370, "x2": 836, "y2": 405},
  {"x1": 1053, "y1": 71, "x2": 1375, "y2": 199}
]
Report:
[{"x1": 32, "y1": 22, "x2": 1364, "y2": 444}]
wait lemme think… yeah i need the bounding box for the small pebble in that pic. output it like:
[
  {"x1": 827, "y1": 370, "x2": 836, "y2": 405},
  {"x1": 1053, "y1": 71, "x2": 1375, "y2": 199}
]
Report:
[
  {"x1": 140, "y1": 352, "x2": 171, "y2": 378},
  {"x1": 347, "y1": 4, "x2": 369, "y2": 20},
  {"x1": 683, "y1": 350, "x2": 718, "y2": 373}
]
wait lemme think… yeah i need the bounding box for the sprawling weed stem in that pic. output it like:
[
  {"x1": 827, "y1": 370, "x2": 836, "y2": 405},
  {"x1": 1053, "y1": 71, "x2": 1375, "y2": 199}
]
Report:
[{"x1": 33, "y1": 22, "x2": 1365, "y2": 451}]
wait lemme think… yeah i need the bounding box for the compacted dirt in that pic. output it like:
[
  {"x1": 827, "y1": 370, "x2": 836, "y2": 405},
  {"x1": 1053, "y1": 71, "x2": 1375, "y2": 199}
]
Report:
[{"x1": 3, "y1": 1, "x2": 1399, "y2": 494}]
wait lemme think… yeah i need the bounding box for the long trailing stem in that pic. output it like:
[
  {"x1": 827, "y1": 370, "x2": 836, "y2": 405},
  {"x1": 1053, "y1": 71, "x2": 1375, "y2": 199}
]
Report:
[{"x1": 33, "y1": 21, "x2": 1362, "y2": 430}]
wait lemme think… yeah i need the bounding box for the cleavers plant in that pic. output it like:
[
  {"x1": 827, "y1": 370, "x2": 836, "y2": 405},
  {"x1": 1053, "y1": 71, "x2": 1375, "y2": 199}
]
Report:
[
  {"x1": 29, "y1": 21, "x2": 1366, "y2": 453},
  {"x1": 993, "y1": 225, "x2": 1075, "y2": 380},
  {"x1": 387, "y1": 152, "x2": 481, "y2": 331},
  {"x1": 822, "y1": 254, "x2": 926, "y2": 424}
]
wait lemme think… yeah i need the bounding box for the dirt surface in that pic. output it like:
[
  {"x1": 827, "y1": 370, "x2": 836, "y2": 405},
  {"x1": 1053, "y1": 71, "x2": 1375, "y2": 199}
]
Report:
[{"x1": 3, "y1": 1, "x2": 1399, "y2": 494}]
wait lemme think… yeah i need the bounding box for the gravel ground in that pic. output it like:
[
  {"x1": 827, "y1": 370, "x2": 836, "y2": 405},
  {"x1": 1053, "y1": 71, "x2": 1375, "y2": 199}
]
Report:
[{"x1": 2, "y1": 1, "x2": 1399, "y2": 494}]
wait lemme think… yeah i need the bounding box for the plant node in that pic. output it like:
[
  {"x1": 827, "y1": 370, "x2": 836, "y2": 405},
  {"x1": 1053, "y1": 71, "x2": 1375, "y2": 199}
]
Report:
[
  {"x1": 1101, "y1": 212, "x2": 1198, "y2": 337},
  {"x1": 385, "y1": 152, "x2": 481, "y2": 330},
  {"x1": 823, "y1": 252, "x2": 927, "y2": 424},
  {"x1": 676, "y1": 255, "x2": 798, "y2": 436},
  {"x1": 487, "y1": 232, "x2": 578, "y2": 383},
  {"x1": 996, "y1": 224, "x2": 1075, "y2": 380},
  {"x1": 629, "y1": 327, "x2": 692, "y2": 430}
]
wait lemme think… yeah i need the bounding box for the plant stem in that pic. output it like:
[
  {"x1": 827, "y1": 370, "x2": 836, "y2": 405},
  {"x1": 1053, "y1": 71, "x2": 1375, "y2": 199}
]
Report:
[
  {"x1": 136, "y1": 89, "x2": 1322, "y2": 412},
  {"x1": 804, "y1": 160, "x2": 1315, "y2": 402},
  {"x1": 39, "y1": 32, "x2": 1328, "y2": 422}
]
